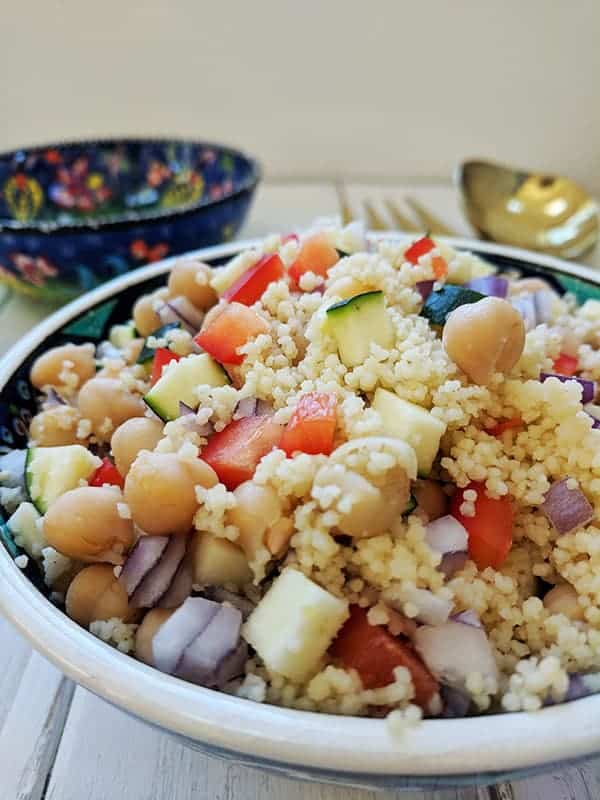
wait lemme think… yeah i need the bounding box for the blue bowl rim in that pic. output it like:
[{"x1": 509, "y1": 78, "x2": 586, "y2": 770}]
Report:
[{"x1": 0, "y1": 136, "x2": 261, "y2": 234}]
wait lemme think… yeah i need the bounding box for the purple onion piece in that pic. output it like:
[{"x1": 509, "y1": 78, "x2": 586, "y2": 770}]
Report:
[
  {"x1": 215, "y1": 641, "x2": 248, "y2": 688},
  {"x1": 539, "y1": 373, "x2": 596, "y2": 404},
  {"x1": 416, "y1": 280, "x2": 435, "y2": 301},
  {"x1": 205, "y1": 587, "x2": 255, "y2": 620},
  {"x1": 232, "y1": 397, "x2": 258, "y2": 420},
  {"x1": 119, "y1": 536, "x2": 169, "y2": 597},
  {"x1": 159, "y1": 558, "x2": 193, "y2": 609},
  {"x1": 511, "y1": 295, "x2": 537, "y2": 331},
  {"x1": 588, "y1": 414, "x2": 600, "y2": 430},
  {"x1": 425, "y1": 515, "x2": 468, "y2": 555},
  {"x1": 439, "y1": 551, "x2": 468, "y2": 577},
  {"x1": 533, "y1": 289, "x2": 555, "y2": 324},
  {"x1": 414, "y1": 620, "x2": 498, "y2": 688},
  {"x1": 178, "y1": 401, "x2": 196, "y2": 416},
  {"x1": 465, "y1": 276, "x2": 508, "y2": 299},
  {"x1": 407, "y1": 589, "x2": 453, "y2": 626},
  {"x1": 178, "y1": 412, "x2": 214, "y2": 437},
  {"x1": 541, "y1": 478, "x2": 594, "y2": 536},
  {"x1": 130, "y1": 535, "x2": 188, "y2": 608},
  {"x1": 255, "y1": 399, "x2": 273, "y2": 416},
  {"x1": 564, "y1": 673, "x2": 591, "y2": 703},
  {"x1": 440, "y1": 684, "x2": 471, "y2": 718},
  {"x1": 152, "y1": 596, "x2": 220, "y2": 674},
  {"x1": 451, "y1": 610, "x2": 482, "y2": 628},
  {"x1": 175, "y1": 604, "x2": 243, "y2": 687},
  {"x1": 164, "y1": 297, "x2": 204, "y2": 333},
  {"x1": 44, "y1": 388, "x2": 67, "y2": 407}
]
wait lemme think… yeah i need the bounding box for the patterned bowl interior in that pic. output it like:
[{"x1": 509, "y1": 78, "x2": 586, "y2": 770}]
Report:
[
  {"x1": 0, "y1": 140, "x2": 258, "y2": 229},
  {"x1": 1, "y1": 245, "x2": 600, "y2": 597}
]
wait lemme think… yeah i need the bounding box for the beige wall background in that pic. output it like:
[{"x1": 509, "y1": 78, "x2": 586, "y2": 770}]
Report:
[{"x1": 1, "y1": 1, "x2": 599, "y2": 192}]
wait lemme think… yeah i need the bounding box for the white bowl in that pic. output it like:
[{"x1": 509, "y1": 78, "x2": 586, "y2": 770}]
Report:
[{"x1": 1, "y1": 236, "x2": 600, "y2": 790}]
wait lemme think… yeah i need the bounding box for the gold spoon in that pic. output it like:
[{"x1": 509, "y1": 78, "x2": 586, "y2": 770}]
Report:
[{"x1": 456, "y1": 159, "x2": 599, "y2": 259}]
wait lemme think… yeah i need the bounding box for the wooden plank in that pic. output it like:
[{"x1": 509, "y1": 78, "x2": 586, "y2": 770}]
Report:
[
  {"x1": 0, "y1": 652, "x2": 74, "y2": 800},
  {"x1": 46, "y1": 687, "x2": 482, "y2": 800},
  {"x1": 0, "y1": 616, "x2": 33, "y2": 729}
]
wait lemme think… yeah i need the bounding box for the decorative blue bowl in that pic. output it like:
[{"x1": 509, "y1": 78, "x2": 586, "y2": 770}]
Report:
[{"x1": 0, "y1": 138, "x2": 260, "y2": 302}]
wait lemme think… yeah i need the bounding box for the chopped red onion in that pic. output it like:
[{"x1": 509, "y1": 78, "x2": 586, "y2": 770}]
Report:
[
  {"x1": 215, "y1": 640, "x2": 248, "y2": 688},
  {"x1": 178, "y1": 401, "x2": 195, "y2": 416},
  {"x1": 158, "y1": 297, "x2": 204, "y2": 333},
  {"x1": 256, "y1": 399, "x2": 273, "y2": 415},
  {"x1": 465, "y1": 276, "x2": 508, "y2": 299},
  {"x1": 425, "y1": 515, "x2": 468, "y2": 555},
  {"x1": 119, "y1": 536, "x2": 169, "y2": 597},
  {"x1": 511, "y1": 294, "x2": 537, "y2": 331},
  {"x1": 130, "y1": 535, "x2": 188, "y2": 608},
  {"x1": 177, "y1": 404, "x2": 214, "y2": 436},
  {"x1": 439, "y1": 552, "x2": 468, "y2": 578},
  {"x1": 415, "y1": 280, "x2": 435, "y2": 301},
  {"x1": 406, "y1": 588, "x2": 453, "y2": 626},
  {"x1": 451, "y1": 610, "x2": 482, "y2": 628},
  {"x1": 176, "y1": 604, "x2": 243, "y2": 687},
  {"x1": 44, "y1": 388, "x2": 67, "y2": 407},
  {"x1": 233, "y1": 396, "x2": 258, "y2": 420},
  {"x1": 158, "y1": 558, "x2": 193, "y2": 609},
  {"x1": 541, "y1": 478, "x2": 594, "y2": 535},
  {"x1": 152, "y1": 596, "x2": 220, "y2": 674},
  {"x1": 539, "y1": 373, "x2": 596, "y2": 404},
  {"x1": 440, "y1": 684, "x2": 471, "y2": 718},
  {"x1": 533, "y1": 290, "x2": 556, "y2": 324},
  {"x1": 414, "y1": 620, "x2": 498, "y2": 689}
]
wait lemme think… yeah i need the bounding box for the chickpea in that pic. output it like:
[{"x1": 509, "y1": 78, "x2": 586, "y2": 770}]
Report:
[
  {"x1": 264, "y1": 517, "x2": 294, "y2": 557},
  {"x1": 135, "y1": 608, "x2": 174, "y2": 665},
  {"x1": 313, "y1": 464, "x2": 410, "y2": 538},
  {"x1": 124, "y1": 451, "x2": 217, "y2": 535},
  {"x1": 228, "y1": 481, "x2": 283, "y2": 559},
  {"x1": 30, "y1": 343, "x2": 95, "y2": 390},
  {"x1": 44, "y1": 486, "x2": 134, "y2": 563},
  {"x1": 65, "y1": 564, "x2": 131, "y2": 626},
  {"x1": 29, "y1": 405, "x2": 81, "y2": 446},
  {"x1": 111, "y1": 417, "x2": 164, "y2": 476},
  {"x1": 543, "y1": 583, "x2": 584, "y2": 621},
  {"x1": 168, "y1": 259, "x2": 217, "y2": 310},
  {"x1": 442, "y1": 297, "x2": 525, "y2": 385},
  {"x1": 413, "y1": 479, "x2": 448, "y2": 522},
  {"x1": 78, "y1": 377, "x2": 145, "y2": 439},
  {"x1": 133, "y1": 294, "x2": 161, "y2": 337}
]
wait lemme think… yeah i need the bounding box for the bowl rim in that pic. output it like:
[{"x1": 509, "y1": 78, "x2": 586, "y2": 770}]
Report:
[
  {"x1": 0, "y1": 136, "x2": 261, "y2": 234},
  {"x1": 1, "y1": 234, "x2": 600, "y2": 780}
]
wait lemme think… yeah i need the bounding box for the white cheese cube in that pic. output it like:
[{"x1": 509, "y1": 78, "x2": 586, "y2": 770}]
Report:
[
  {"x1": 243, "y1": 568, "x2": 349, "y2": 682},
  {"x1": 8, "y1": 502, "x2": 44, "y2": 558}
]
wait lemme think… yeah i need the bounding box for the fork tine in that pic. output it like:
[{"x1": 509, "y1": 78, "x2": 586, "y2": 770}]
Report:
[
  {"x1": 404, "y1": 196, "x2": 456, "y2": 236},
  {"x1": 335, "y1": 183, "x2": 355, "y2": 226},
  {"x1": 384, "y1": 197, "x2": 420, "y2": 232},
  {"x1": 363, "y1": 198, "x2": 390, "y2": 231}
]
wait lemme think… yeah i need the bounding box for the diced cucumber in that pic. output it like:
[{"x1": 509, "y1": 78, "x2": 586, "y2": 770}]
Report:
[
  {"x1": 144, "y1": 353, "x2": 229, "y2": 421},
  {"x1": 109, "y1": 322, "x2": 137, "y2": 349},
  {"x1": 372, "y1": 388, "x2": 447, "y2": 476},
  {"x1": 420, "y1": 285, "x2": 484, "y2": 326},
  {"x1": 136, "y1": 322, "x2": 181, "y2": 364},
  {"x1": 326, "y1": 291, "x2": 395, "y2": 367},
  {"x1": 8, "y1": 502, "x2": 44, "y2": 558},
  {"x1": 26, "y1": 445, "x2": 102, "y2": 514}
]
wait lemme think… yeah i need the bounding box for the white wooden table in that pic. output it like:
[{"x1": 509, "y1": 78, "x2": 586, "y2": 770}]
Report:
[{"x1": 1, "y1": 180, "x2": 600, "y2": 800}]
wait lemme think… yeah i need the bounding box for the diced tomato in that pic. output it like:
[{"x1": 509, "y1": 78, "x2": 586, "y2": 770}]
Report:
[
  {"x1": 329, "y1": 606, "x2": 438, "y2": 708},
  {"x1": 404, "y1": 235, "x2": 435, "y2": 265},
  {"x1": 553, "y1": 353, "x2": 578, "y2": 376},
  {"x1": 89, "y1": 457, "x2": 124, "y2": 489},
  {"x1": 222, "y1": 253, "x2": 285, "y2": 306},
  {"x1": 288, "y1": 233, "x2": 339, "y2": 288},
  {"x1": 150, "y1": 347, "x2": 181, "y2": 386},
  {"x1": 201, "y1": 415, "x2": 283, "y2": 489},
  {"x1": 194, "y1": 303, "x2": 269, "y2": 365},
  {"x1": 431, "y1": 254, "x2": 448, "y2": 279},
  {"x1": 450, "y1": 482, "x2": 513, "y2": 570},
  {"x1": 487, "y1": 417, "x2": 523, "y2": 437},
  {"x1": 281, "y1": 233, "x2": 299, "y2": 245},
  {"x1": 280, "y1": 392, "x2": 338, "y2": 456}
]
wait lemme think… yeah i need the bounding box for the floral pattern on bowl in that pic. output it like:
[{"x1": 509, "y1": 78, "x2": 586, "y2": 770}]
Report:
[{"x1": 0, "y1": 139, "x2": 260, "y2": 301}]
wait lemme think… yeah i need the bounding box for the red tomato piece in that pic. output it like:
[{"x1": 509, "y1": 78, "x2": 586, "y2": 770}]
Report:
[
  {"x1": 450, "y1": 482, "x2": 513, "y2": 570},
  {"x1": 89, "y1": 457, "x2": 124, "y2": 489},
  {"x1": 280, "y1": 392, "x2": 338, "y2": 456},
  {"x1": 194, "y1": 303, "x2": 269, "y2": 365},
  {"x1": 150, "y1": 348, "x2": 181, "y2": 386},
  {"x1": 553, "y1": 353, "x2": 578, "y2": 376},
  {"x1": 288, "y1": 233, "x2": 339, "y2": 288},
  {"x1": 329, "y1": 606, "x2": 438, "y2": 708},
  {"x1": 487, "y1": 417, "x2": 523, "y2": 437},
  {"x1": 405, "y1": 236, "x2": 435, "y2": 265},
  {"x1": 222, "y1": 253, "x2": 285, "y2": 306},
  {"x1": 201, "y1": 415, "x2": 283, "y2": 489}
]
